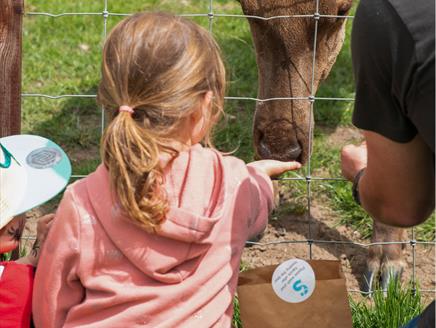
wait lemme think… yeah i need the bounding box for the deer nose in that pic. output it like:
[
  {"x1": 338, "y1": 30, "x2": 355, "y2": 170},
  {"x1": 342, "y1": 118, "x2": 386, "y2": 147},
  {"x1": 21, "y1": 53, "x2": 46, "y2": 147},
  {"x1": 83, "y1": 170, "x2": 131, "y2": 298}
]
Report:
[
  {"x1": 258, "y1": 138, "x2": 302, "y2": 161},
  {"x1": 286, "y1": 144, "x2": 303, "y2": 160}
]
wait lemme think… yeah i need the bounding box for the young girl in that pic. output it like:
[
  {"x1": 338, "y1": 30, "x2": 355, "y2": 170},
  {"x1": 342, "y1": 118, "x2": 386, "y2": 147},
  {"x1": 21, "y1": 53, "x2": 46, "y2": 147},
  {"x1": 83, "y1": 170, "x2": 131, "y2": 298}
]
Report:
[{"x1": 33, "y1": 12, "x2": 301, "y2": 328}]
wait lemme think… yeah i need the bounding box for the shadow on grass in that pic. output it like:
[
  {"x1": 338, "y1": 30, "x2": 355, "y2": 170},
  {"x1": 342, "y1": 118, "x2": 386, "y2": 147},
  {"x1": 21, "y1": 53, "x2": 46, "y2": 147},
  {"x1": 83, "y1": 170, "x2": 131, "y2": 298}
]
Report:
[{"x1": 24, "y1": 86, "x2": 102, "y2": 175}]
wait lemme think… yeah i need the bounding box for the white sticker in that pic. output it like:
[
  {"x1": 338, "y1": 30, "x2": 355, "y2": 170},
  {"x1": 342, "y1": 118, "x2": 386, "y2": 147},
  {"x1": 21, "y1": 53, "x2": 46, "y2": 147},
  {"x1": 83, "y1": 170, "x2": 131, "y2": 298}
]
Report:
[{"x1": 271, "y1": 259, "x2": 316, "y2": 303}]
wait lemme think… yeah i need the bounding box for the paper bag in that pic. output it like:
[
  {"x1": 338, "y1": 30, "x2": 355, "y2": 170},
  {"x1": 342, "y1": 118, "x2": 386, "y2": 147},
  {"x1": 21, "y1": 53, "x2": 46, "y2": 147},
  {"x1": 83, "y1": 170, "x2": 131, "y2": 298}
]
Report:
[{"x1": 237, "y1": 260, "x2": 353, "y2": 328}]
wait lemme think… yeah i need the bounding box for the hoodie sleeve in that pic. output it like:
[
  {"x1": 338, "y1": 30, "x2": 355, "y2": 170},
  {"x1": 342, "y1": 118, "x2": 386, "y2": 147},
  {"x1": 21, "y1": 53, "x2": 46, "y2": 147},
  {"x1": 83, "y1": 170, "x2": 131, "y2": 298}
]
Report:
[
  {"x1": 246, "y1": 166, "x2": 274, "y2": 239},
  {"x1": 33, "y1": 189, "x2": 84, "y2": 328}
]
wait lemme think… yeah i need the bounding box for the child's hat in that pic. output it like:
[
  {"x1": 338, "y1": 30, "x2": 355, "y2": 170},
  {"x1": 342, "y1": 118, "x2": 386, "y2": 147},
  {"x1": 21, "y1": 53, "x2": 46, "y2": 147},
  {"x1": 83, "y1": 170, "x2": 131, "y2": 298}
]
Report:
[{"x1": 0, "y1": 135, "x2": 71, "y2": 229}]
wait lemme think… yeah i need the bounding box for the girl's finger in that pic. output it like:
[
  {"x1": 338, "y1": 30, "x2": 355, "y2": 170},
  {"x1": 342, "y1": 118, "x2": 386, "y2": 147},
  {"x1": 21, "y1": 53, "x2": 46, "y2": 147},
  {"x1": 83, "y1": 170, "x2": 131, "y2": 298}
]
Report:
[
  {"x1": 269, "y1": 160, "x2": 302, "y2": 176},
  {"x1": 274, "y1": 160, "x2": 301, "y2": 171},
  {"x1": 286, "y1": 161, "x2": 302, "y2": 170}
]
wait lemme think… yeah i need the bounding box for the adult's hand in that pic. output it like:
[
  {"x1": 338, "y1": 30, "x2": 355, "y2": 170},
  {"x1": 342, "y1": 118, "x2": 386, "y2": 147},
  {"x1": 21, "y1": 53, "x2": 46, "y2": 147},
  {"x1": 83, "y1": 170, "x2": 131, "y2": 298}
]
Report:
[{"x1": 341, "y1": 142, "x2": 367, "y2": 181}]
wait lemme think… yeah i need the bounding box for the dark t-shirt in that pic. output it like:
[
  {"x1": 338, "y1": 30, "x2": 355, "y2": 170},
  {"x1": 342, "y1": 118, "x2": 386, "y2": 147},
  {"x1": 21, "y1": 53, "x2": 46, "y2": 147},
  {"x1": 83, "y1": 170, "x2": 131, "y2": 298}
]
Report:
[{"x1": 352, "y1": 0, "x2": 435, "y2": 152}]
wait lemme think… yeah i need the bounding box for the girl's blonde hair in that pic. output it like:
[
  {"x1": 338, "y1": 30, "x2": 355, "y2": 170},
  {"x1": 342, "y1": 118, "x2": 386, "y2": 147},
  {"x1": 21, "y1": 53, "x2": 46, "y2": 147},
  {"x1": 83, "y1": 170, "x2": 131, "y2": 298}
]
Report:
[{"x1": 98, "y1": 12, "x2": 226, "y2": 232}]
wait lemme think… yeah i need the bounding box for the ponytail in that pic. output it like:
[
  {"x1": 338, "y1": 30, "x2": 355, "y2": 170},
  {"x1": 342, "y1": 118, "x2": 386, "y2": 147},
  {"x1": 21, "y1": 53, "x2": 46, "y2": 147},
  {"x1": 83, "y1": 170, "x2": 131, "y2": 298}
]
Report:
[
  {"x1": 101, "y1": 111, "x2": 168, "y2": 232},
  {"x1": 97, "y1": 12, "x2": 226, "y2": 232}
]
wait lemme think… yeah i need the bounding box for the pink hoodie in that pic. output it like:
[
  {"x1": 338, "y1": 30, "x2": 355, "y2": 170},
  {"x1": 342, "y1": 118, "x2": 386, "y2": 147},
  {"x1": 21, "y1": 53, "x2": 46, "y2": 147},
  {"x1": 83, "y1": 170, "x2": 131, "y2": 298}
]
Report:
[{"x1": 33, "y1": 144, "x2": 273, "y2": 328}]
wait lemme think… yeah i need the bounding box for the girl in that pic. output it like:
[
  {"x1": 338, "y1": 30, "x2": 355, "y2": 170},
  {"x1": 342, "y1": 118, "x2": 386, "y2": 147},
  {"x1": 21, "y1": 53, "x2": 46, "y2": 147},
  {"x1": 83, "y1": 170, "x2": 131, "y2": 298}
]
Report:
[{"x1": 33, "y1": 12, "x2": 301, "y2": 328}]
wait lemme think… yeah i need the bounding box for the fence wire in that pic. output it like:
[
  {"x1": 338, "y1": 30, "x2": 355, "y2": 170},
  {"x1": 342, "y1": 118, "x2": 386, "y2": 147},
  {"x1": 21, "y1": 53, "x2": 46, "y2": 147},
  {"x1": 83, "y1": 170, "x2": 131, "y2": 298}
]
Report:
[{"x1": 21, "y1": 1, "x2": 435, "y2": 298}]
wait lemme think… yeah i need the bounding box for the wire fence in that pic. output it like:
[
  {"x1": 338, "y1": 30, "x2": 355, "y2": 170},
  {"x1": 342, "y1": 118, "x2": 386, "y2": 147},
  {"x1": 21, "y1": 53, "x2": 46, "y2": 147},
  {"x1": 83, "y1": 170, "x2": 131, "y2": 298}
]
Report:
[{"x1": 20, "y1": 0, "x2": 435, "y2": 297}]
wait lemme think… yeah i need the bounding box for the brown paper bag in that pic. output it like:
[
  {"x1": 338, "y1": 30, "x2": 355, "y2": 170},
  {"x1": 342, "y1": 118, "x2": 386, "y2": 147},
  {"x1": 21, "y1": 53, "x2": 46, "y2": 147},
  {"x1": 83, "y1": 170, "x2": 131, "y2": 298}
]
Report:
[{"x1": 237, "y1": 260, "x2": 353, "y2": 328}]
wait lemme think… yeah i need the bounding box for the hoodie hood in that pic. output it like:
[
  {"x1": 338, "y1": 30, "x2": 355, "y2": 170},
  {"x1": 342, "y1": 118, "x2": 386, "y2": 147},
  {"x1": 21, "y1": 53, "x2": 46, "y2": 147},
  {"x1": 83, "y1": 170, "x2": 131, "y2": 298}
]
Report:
[{"x1": 85, "y1": 144, "x2": 227, "y2": 284}]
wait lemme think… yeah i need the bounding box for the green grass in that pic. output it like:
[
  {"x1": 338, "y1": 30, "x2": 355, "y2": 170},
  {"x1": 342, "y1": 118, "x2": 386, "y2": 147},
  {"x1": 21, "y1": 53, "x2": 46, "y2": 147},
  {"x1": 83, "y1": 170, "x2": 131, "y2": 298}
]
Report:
[
  {"x1": 0, "y1": 252, "x2": 12, "y2": 261},
  {"x1": 351, "y1": 280, "x2": 423, "y2": 328},
  {"x1": 232, "y1": 295, "x2": 243, "y2": 328},
  {"x1": 315, "y1": 15, "x2": 355, "y2": 126}
]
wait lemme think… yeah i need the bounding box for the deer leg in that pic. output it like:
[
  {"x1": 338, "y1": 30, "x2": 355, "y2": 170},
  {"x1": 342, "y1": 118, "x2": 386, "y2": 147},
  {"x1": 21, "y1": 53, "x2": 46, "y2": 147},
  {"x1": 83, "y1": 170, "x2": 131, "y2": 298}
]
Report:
[
  {"x1": 380, "y1": 225, "x2": 407, "y2": 290},
  {"x1": 363, "y1": 221, "x2": 383, "y2": 294}
]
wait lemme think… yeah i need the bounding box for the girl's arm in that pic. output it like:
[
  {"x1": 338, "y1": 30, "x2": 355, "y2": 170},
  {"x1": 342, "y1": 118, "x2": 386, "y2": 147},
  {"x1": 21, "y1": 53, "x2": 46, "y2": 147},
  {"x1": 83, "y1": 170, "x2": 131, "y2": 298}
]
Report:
[
  {"x1": 246, "y1": 165, "x2": 274, "y2": 239},
  {"x1": 32, "y1": 190, "x2": 84, "y2": 328},
  {"x1": 245, "y1": 160, "x2": 301, "y2": 239}
]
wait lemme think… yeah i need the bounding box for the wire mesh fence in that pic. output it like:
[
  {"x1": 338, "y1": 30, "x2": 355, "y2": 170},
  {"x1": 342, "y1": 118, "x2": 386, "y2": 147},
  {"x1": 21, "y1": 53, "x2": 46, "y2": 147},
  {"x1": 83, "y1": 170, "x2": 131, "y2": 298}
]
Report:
[{"x1": 20, "y1": 0, "x2": 435, "y2": 297}]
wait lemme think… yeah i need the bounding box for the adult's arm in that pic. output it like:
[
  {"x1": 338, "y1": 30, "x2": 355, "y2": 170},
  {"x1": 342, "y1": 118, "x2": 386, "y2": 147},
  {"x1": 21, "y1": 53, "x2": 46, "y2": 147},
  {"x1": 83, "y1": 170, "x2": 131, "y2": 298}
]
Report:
[{"x1": 342, "y1": 130, "x2": 434, "y2": 227}]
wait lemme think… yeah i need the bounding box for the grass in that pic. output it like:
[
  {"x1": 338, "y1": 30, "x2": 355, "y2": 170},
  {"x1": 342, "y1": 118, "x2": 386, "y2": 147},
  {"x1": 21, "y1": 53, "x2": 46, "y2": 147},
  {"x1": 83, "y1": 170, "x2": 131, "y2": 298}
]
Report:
[
  {"x1": 350, "y1": 280, "x2": 423, "y2": 328},
  {"x1": 232, "y1": 295, "x2": 242, "y2": 328},
  {"x1": 0, "y1": 253, "x2": 12, "y2": 261}
]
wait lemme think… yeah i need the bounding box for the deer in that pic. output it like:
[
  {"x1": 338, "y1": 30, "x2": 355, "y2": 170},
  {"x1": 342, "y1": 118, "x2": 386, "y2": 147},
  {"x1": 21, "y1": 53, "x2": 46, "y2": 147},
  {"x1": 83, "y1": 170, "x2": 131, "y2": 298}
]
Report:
[{"x1": 238, "y1": 0, "x2": 407, "y2": 293}]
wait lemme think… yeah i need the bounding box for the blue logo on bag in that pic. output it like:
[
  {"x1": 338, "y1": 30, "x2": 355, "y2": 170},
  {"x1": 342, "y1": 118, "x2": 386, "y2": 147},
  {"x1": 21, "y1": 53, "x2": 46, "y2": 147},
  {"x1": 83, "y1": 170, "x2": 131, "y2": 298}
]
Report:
[{"x1": 292, "y1": 279, "x2": 309, "y2": 296}]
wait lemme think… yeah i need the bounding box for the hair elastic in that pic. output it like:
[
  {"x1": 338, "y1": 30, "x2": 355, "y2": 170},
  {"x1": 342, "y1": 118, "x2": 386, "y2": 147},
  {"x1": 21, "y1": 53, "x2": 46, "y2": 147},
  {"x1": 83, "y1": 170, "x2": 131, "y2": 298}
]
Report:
[{"x1": 119, "y1": 105, "x2": 134, "y2": 114}]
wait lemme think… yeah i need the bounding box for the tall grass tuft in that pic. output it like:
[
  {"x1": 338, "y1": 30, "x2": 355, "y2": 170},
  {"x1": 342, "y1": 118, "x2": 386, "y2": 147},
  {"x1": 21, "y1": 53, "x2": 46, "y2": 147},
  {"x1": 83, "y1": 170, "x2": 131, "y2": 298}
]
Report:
[
  {"x1": 233, "y1": 295, "x2": 242, "y2": 328},
  {"x1": 0, "y1": 252, "x2": 11, "y2": 261},
  {"x1": 351, "y1": 279, "x2": 423, "y2": 328}
]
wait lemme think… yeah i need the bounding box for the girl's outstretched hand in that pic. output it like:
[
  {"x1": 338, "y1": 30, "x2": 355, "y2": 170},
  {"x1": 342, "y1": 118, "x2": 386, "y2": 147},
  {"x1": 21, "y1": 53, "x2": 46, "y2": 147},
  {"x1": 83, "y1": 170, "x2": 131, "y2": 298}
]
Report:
[{"x1": 247, "y1": 160, "x2": 302, "y2": 177}]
